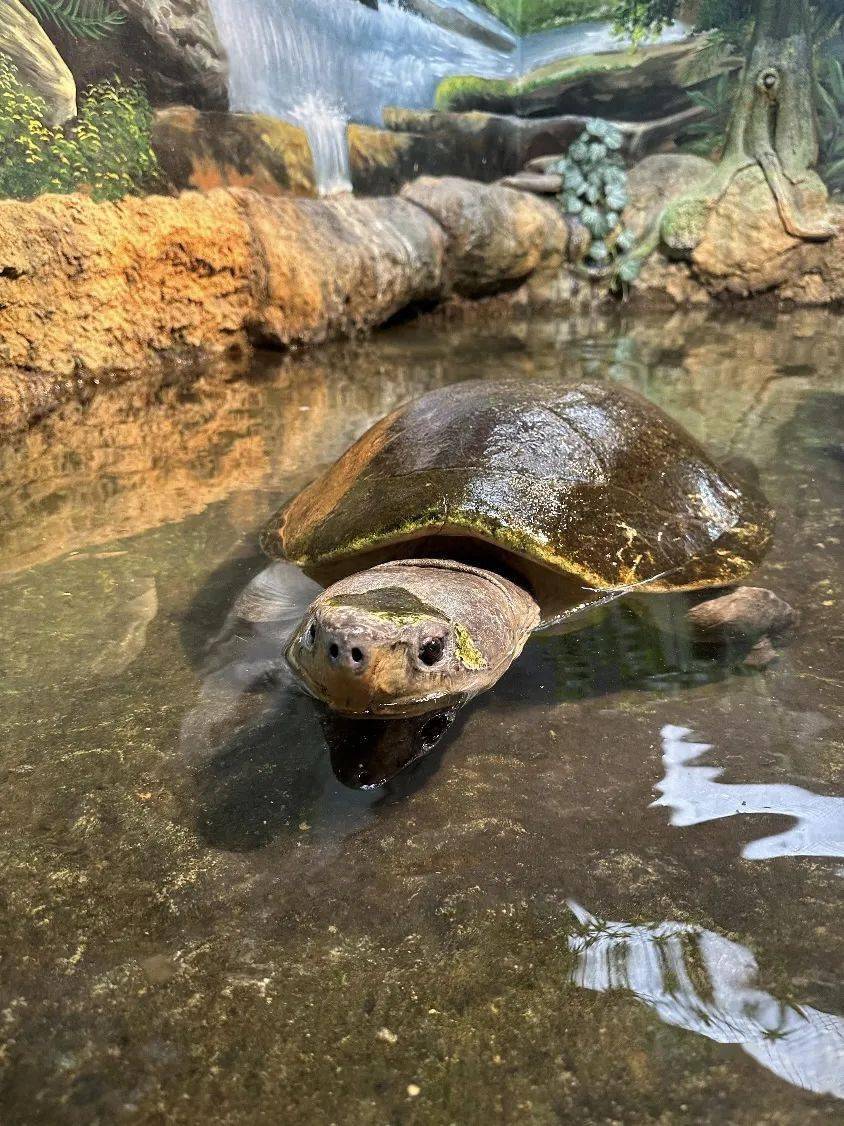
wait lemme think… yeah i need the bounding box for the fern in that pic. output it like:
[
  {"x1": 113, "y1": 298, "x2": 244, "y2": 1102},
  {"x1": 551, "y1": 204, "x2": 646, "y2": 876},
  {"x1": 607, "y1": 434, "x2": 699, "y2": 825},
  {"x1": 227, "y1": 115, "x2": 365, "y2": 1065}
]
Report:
[{"x1": 23, "y1": 0, "x2": 126, "y2": 41}]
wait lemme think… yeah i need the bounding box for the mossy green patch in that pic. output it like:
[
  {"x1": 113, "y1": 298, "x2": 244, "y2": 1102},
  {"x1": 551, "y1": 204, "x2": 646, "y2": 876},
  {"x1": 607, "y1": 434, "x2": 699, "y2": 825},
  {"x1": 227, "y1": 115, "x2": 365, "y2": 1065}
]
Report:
[
  {"x1": 435, "y1": 49, "x2": 643, "y2": 113},
  {"x1": 454, "y1": 623, "x2": 488, "y2": 670},
  {"x1": 474, "y1": 1, "x2": 615, "y2": 35},
  {"x1": 326, "y1": 588, "x2": 447, "y2": 627}
]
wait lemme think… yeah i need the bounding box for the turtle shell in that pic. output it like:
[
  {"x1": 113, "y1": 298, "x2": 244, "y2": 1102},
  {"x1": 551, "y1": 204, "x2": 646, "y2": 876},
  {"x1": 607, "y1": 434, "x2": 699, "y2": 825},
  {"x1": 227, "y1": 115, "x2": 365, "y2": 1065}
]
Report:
[{"x1": 262, "y1": 380, "x2": 774, "y2": 596}]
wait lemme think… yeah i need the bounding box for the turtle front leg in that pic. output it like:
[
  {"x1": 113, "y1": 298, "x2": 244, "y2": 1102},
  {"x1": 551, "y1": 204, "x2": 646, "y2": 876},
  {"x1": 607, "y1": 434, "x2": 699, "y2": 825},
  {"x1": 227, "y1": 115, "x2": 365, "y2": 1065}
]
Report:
[{"x1": 686, "y1": 587, "x2": 798, "y2": 669}]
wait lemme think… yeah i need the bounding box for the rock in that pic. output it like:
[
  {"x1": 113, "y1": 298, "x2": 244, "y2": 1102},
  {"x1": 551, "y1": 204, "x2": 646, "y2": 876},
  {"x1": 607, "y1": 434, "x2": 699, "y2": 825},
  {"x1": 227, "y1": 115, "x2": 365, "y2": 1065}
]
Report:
[
  {"x1": 624, "y1": 153, "x2": 714, "y2": 238},
  {"x1": 499, "y1": 172, "x2": 563, "y2": 194},
  {"x1": 401, "y1": 0, "x2": 516, "y2": 52},
  {"x1": 349, "y1": 125, "x2": 432, "y2": 196},
  {"x1": 234, "y1": 190, "x2": 446, "y2": 346},
  {"x1": 691, "y1": 167, "x2": 839, "y2": 298},
  {"x1": 630, "y1": 156, "x2": 844, "y2": 304},
  {"x1": 49, "y1": 0, "x2": 228, "y2": 110},
  {"x1": 687, "y1": 587, "x2": 799, "y2": 642},
  {"x1": 384, "y1": 106, "x2": 710, "y2": 184},
  {"x1": 153, "y1": 108, "x2": 317, "y2": 197},
  {"x1": 435, "y1": 39, "x2": 737, "y2": 119},
  {"x1": 0, "y1": 0, "x2": 77, "y2": 125},
  {"x1": 0, "y1": 177, "x2": 571, "y2": 431},
  {"x1": 383, "y1": 109, "x2": 527, "y2": 180},
  {"x1": 401, "y1": 176, "x2": 568, "y2": 295},
  {"x1": 623, "y1": 154, "x2": 844, "y2": 304},
  {"x1": 0, "y1": 189, "x2": 255, "y2": 400}
]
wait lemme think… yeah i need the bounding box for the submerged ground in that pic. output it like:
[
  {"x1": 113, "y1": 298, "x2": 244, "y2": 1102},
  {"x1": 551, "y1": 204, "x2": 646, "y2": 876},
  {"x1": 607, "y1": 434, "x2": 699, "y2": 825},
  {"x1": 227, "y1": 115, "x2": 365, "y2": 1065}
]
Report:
[{"x1": 0, "y1": 307, "x2": 841, "y2": 1124}]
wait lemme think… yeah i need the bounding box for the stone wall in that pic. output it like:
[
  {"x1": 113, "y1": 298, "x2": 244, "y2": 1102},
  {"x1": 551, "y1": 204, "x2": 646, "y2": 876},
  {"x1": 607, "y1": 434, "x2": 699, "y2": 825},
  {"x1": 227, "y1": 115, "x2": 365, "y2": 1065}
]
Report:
[{"x1": 0, "y1": 178, "x2": 570, "y2": 434}]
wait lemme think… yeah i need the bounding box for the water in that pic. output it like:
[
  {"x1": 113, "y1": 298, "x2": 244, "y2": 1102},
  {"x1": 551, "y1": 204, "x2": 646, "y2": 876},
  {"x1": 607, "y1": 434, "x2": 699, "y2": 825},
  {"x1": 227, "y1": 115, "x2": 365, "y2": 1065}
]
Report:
[
  {"x1": 0, "y1": 307, "x2": 841, "y2": 1121},
  {"x1": 207, "y1": 0, "x2": 686, "y2": 193}
]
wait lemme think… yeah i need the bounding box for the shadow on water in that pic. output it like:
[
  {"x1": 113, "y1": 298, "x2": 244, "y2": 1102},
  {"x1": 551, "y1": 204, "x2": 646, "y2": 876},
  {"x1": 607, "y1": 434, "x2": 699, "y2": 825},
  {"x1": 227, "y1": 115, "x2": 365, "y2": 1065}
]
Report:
[{"x1": 178, "y1": 551, "x2": 747, "y2": 852}]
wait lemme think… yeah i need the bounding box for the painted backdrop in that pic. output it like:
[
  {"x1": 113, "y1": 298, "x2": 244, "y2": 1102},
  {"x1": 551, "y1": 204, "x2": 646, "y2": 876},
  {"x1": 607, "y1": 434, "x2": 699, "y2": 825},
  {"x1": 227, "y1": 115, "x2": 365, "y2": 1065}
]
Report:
[{"x1": 1, "y1": 1, "x2": 842, "y2": 199}]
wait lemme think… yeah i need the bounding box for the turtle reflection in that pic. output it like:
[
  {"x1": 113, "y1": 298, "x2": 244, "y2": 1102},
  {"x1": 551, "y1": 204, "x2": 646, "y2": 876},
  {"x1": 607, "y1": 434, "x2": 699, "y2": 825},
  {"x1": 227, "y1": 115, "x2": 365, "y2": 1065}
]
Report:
[{"x1": 320, "y1": 699, "x2": 466, "y2": 790}]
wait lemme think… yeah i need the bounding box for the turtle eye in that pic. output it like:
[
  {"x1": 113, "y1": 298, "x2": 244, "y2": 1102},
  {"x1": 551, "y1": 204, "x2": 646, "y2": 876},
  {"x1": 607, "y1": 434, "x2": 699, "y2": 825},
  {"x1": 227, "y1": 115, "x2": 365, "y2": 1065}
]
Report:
[
  {"x1": 419, "y1": 636, "x2": 445, "y2": 666},
  {"x1": 305, "y1": 620, "x2": 317, "y2": 647}
]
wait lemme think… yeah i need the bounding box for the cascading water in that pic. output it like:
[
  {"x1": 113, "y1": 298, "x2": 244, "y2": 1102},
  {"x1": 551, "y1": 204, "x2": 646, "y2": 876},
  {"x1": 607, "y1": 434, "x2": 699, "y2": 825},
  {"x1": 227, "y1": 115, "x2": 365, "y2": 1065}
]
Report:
[
  {"x1": 207, "y1": 0, "x2": 518, "y2": 195},
  {"x1": 207, "y1": 0, "x2": 687, "y2": 195}
]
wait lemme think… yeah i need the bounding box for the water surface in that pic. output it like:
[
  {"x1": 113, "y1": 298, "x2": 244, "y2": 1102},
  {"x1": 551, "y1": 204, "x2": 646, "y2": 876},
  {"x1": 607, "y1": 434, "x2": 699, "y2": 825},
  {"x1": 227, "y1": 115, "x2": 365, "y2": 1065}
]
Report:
[{"x1": 0, "y1": 307, "x2": 841, "y2": 1123}]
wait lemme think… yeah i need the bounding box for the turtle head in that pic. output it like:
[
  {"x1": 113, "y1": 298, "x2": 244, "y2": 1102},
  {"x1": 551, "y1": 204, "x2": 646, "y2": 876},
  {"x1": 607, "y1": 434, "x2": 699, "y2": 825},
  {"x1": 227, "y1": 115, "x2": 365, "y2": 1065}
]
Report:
[{"x1": 285, "y1": 562, "x2": 533, "y2": 718}]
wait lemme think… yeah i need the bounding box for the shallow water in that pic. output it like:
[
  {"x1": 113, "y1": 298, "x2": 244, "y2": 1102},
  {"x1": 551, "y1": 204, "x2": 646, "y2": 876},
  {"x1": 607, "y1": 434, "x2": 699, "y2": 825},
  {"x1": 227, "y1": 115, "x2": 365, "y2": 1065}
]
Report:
[{"x1": 0, "y1": 307, "x2": 842, "y2": 1123}]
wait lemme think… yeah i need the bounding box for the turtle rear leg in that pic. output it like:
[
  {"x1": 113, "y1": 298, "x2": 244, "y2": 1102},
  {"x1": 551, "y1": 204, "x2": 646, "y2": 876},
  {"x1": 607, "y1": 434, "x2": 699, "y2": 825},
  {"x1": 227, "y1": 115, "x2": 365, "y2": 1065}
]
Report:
[{"x1": 686, "y1": 587, "x2": 798, "y2": 669}]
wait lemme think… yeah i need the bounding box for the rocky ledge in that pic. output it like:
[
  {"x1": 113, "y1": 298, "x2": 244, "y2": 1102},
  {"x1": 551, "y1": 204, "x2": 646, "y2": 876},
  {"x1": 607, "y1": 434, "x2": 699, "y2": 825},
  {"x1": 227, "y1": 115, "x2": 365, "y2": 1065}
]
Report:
[
  {"x1": 1, "y1": 169, "x2": 841, "y2": 435},
  {"x1": 0, "y1": 178, "x2": 570, "y2": 433}
]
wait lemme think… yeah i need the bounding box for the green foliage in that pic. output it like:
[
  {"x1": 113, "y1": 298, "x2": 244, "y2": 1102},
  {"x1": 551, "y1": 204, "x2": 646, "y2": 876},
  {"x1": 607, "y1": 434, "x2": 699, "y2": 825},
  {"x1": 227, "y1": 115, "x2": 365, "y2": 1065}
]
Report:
[
  {"x1": 817, "y1": 53, "x2": 844, "y2": 193},
  {"x1": 474, "y1": 1, "x2": 613, "y2": 36},
  {"x1": 612, "y1": 0, "x2": 679, "y2": 42},
  {"x1": 551, "y1": 119, "x2": 641, "y2": 280},
  {"x1": 679, "y1": 72, "x2": 735, "y2": 157},
  {"x1": 23, "y1": 0, "x2": 125, "y2": 40},
  {"x1": 615, "y1": 0, "x2": 843, "y2": 41},
  {"x1": 0, "y1": 55, "x2": 158, "y2": 201}
]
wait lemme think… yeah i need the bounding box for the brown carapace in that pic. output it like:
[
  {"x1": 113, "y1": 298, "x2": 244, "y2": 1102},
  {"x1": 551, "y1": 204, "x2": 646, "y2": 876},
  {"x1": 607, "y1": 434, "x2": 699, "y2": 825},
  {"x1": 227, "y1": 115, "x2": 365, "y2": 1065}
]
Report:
[{"x1": 261, "y1": 380, "x2": 791, "y2": 717}]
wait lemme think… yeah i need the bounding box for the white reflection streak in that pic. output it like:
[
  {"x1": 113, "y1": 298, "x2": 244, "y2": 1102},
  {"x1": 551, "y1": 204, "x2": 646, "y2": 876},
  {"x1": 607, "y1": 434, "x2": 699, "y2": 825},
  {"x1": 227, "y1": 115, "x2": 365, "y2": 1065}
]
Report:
[
  {"x1": 653, "y1": 725, "x2": 844, "y2": 861},
  {"x1": 567, "y1": 901, "x2": 844, "y2": 1099}
]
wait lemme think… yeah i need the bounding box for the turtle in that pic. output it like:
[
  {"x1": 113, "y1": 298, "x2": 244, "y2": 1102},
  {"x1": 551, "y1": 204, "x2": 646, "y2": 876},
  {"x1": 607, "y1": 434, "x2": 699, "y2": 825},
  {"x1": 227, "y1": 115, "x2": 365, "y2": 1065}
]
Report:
[{"x1": 255, "y1": 379, "x2": 797, "y2": 719}]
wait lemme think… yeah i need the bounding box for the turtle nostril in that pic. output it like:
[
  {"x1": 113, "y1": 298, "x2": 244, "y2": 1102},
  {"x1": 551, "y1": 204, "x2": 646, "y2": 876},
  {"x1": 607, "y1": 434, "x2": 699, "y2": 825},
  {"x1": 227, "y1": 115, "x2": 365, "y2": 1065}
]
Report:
[
  {"x1": 328, "y1": 642, "x2": 340, "y2": 660},
  {"x1": 351, "y1": 647, "x2": 364, "y2": 664}
]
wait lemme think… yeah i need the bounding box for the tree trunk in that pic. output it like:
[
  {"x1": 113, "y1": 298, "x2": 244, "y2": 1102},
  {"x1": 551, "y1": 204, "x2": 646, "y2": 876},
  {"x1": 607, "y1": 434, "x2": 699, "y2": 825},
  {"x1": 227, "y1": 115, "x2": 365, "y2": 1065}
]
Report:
[{"x1": 720, "y1": 0, "x2": 832, "y2": 238}]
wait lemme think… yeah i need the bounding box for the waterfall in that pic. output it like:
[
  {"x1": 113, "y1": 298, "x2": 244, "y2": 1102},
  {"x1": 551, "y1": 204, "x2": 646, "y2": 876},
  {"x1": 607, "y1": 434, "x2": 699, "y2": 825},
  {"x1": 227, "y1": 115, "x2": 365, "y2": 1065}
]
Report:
[
  {"x1": 207, "y1": 0, "x2": 688, "y2": 196},
  {"x1": 207, "y1": 0, "x2": 517, "y2": 195}
]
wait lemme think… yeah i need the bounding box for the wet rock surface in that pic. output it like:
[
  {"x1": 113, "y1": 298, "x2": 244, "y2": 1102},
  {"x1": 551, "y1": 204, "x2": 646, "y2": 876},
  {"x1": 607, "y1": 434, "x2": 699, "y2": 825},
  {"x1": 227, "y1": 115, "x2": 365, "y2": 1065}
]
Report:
[
  {"x1": 152, "y1": 108, "x2": 317, "y2": 197},
  {"x1": 402, "y1": 176, "x2": 569, "y2": 295}
]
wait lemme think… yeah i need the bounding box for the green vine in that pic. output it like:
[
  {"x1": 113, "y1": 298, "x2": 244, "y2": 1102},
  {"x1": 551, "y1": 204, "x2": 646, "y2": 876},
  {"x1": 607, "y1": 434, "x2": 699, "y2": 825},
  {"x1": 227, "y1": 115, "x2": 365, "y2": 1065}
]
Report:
[
  {"x1": 551, "y1": 119, "x2": 641, "y2": 282},
  {"x1": 23, "y1": 0, "x2": 125, "y2": 40}
]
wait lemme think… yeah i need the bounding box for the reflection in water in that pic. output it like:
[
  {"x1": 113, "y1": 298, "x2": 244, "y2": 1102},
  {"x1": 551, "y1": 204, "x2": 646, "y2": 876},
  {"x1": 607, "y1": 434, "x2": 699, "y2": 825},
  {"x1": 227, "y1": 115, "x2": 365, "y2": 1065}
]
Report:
[
  {"x1": 179, "y1": 563, "x2": 462, "y2": 849},
  {"x1": 568, "y1": 901, "x2": 844, "y2": 1099},
  {"x1": 321, "y1": 701, "x2": 464, "y2": 790},
  {"x1": 654, "y1": 725, "x2": 844, "y2": 862}
]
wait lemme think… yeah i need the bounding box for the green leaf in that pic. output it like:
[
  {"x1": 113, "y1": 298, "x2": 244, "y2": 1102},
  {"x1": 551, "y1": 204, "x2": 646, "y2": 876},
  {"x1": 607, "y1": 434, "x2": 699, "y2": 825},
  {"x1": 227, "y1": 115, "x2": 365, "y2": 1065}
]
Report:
[
  {"x1": 615, "y1": 228, "x2": 638, "y2": 253},
  {"x1": 565, "y1": 194, "x2": 584, "y2": 214},
  {"x1": 563, "y1": 168, "x2": 587, "y2": 193},
  {"x1": 588, "y1": 240, "x2": 610, "y2": 263},
  {"x1": 24, "y1": 0, "x2": 126, "y2": 40},
  {"x1": 606, "y1": 187, "x2": 629, "y2": 211},
  {"x1": 617, "y1": 258, "x2": 642, "y2": 283}
]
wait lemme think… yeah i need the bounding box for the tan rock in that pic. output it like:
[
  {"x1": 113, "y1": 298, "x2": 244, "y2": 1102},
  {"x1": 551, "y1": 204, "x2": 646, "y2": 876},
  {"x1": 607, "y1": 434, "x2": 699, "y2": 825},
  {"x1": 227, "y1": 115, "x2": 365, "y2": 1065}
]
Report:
[
  {"x1": 624, "y1": 155, "x2": 844, "y2": 304},
  {"x1": 401, "y1": 176, "x2": 569, "y2": 295},
  {"x1": 625, "y1": 153, "x2": 713, "y2": 239},
  {"x1": 692, "y1": 167, "x2": 838, "y2": 297},
  {"x1": 153, "y1": 108, "x2": 317, "y2": 197},
  {"x1": 0, "y1": 0, "x2": 77, "y2": 125},
  {"x1": 0, "y1": 178, "x2": 571, "y2": 433},
  {"x1": 0, "y1": 189, "x2": 255, "y2": 384},
  {"x1": 236, "y1": 191, "x2": 446, "y2": 346}
]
